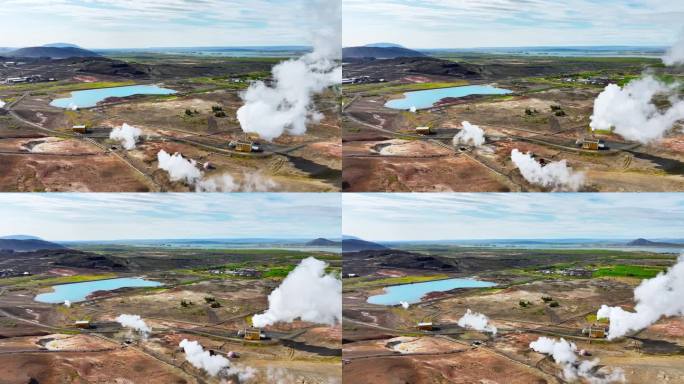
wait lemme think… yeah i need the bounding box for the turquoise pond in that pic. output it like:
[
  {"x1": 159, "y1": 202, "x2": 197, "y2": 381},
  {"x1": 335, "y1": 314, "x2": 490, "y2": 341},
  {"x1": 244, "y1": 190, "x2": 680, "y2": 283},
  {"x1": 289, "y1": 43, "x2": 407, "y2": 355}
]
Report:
[
  {"x1": 384, "y1": 85, "x2": 512, "y2": 110},
  {"x1": 50, "y1": 85, "x2": 177, "y2": 109},
  {"x1": 34, "y1": 277, "x2": 162, "y2": 303},
  {"x1": 367, "y1": 278, "x2": 496, "y2": 306}
]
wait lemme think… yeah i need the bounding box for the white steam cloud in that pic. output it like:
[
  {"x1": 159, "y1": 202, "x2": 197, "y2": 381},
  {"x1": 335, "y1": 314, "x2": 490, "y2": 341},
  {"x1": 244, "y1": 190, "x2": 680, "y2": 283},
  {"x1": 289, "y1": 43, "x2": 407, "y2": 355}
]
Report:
[
  {"x1": 179, "y1": 339, "x2": 256, "y2": 380},
  {"x1": 530, "y1": 337, "x2": 624, "y2": 384},
  {"x1": 511, "y1": 149, "x2": 584, "y2": 191},
  {"x1": 109, "y1": 123, "x2": 142, "y2": 150},
  {"x1": 597, "y1": 255, "x2": 684, "y2": 340},
  {"x1": 179, "y1": 339, "x2": 229, "y2": 376},
  {"x1": 157, "y1": 150, "x2": 202, "y2": 185},
  {"x1": 457, "y1": 309, "x2": 497, "y2": 335},
  {"x1": 0, "y1": 99, "x2": 6, "y2": 109},
  {"x1": 590, "y1": 76, "x2": 684, "y2": 143},
  {"x1": 409, "y1": 106, "x2": 417, "y2": 113},
  {"x1": 252, "y1": 257, "x2": 342, "y2": 328},
  {"x1": 236, "y1": 0, "x2": 341, "y2": 141},
  {"x1": 399, "y1": 301, "x2": 409, "y2": 309},
  {"x1": 663, "y1": 33, "x2": 684, "y2": 66},
  {"x1": 63, "y1": 300, "x2": 71, "y2": 308},
  {"x1": 157, "y1": 150, "x2": 278, "y2": 192},
  {"x1": 116, "y1": 314, "x2": 151, "y2": 336},
  {"x1": 453, "y1": 121, "x2": 485, "y2": 147},
  {"x1": 590, "y1": 35, "x2": 684, "y2": 144},
  {"x1": 198, "y1": 172, "x2": 278, "y2": 192}
]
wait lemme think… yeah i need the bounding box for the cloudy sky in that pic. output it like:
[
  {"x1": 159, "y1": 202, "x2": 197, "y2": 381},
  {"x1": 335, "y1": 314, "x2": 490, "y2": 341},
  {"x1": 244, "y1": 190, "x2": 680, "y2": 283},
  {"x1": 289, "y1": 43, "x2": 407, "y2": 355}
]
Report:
[
  {"x1": 343, "y1": 193, "x2": 684, "y2": 241},
  {"x1": 343, "y1": 0, "x2": 684, "y2": 48},
  {"x1": 0, "y1": 0, "x2": 332, "y2": 48},
  {"x1": 0, "y1": 193, "x2": 340, "y2": 241}
]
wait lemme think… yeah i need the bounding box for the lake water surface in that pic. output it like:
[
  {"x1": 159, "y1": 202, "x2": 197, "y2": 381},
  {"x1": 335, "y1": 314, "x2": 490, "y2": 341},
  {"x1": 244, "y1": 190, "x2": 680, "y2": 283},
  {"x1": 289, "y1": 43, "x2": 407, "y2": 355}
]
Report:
[
  {"x1": 385, "y1": 85, "x2": 512, "y2": 110},
  {"x1": 367, "y1": 277, "x2": 496, "y2": 306},
  {"x1": 34, "y1": 277, "x2": 162, "y2": 303},
  {"x1": 50, "y1": 85, "x2": 176, "y2": 108}
]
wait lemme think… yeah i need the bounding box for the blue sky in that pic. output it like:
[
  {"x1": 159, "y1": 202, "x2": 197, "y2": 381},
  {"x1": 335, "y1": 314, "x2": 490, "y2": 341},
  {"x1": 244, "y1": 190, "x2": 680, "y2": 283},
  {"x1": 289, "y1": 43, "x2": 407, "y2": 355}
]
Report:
[
  {"x1": 0, "y1": 193, "x2": 341, "y2": 241},
  {"x1": 0, "y1": 0, "x2": 333, "y2": 48},
  {"x1": 343, "y1": 0, "x2": 684, "y2": 48},
  {"x1": 343, "y1": 193, "x2": 684, "y2": 241}
]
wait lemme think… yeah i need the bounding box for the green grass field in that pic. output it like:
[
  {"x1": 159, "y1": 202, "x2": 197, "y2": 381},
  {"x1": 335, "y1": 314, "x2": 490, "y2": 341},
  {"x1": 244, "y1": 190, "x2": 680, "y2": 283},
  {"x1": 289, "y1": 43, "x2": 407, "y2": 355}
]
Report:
[
  {"x1": 593, "y1": 264, "x2": 665, "y2": 279},
  {"x1": 344, "y1": 81, "x2": 469, "y2": 96},
  {"x1": 0, "y1": 80, "x2": 136, "y2": 94}
]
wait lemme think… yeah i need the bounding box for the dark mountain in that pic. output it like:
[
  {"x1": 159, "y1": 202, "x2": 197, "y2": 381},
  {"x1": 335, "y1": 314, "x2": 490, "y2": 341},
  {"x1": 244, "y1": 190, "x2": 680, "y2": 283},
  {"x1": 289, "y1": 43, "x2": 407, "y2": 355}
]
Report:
[
  {"x1": 0, "y1": 239, "x2": 65, "y2": 252},
  {"x1": 627, "y1": 238, "x2": 679, "y2": 247},
  {"x1": 306, "y1": 238, "x2": 341, "y2": 246},
  {"x1": 343, "y1": 249, "x2": 456, "y2": 275},
  {"x1": 343, "y1": 46, "x2": 426, "y2": 59},
  {"x1": 342, "y1": 238, "x2": 388, "y2": 252},
  {"x1": 343, "y1": 56, "x2": 484, "y2": 82},
  {"x1": 43, "y1": 43, "x2": 81, "y2": 48},
  {"x1": 7, "y1": 46, "x2": 100, "y2": 59},
  {"x1": 364, "y1": 43, "x2": 405, "y2": 48},
  {"x1": 54, "y1": 252, "x2": 129, "y2": 271},
  {"x1": 0, "y1": 235, "x2": 43, "y2": 240}
]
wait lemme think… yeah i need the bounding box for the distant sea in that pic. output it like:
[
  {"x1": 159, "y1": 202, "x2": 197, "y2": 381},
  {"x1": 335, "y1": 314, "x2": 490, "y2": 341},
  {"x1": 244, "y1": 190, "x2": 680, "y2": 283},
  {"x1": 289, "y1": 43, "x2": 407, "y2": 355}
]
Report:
[
  {"x1": 420, "y1": 46, "x2": 666, "y2": 58},
  {"x1": 61, "y1": 238, "x2": 341, "y2": 253},
  {"x1": 94, "y1": 46, "x2": 311, "y2": 58},
  {"x1": 384, "y1": 239, "x2": 684, "y2": 254}
]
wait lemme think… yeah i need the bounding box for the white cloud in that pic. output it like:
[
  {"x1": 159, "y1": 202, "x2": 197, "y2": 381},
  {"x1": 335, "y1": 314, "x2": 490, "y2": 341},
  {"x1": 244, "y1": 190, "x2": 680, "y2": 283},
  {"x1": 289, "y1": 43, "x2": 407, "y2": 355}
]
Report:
[
  {"x1": 0, "y1": 193, "x2": 340, "y2": 241},
  {"x1": 343, "y1": 0, "x2": 684, "y2": 48},
  {"x1": 0, "y1": 0, "x2": 332, "y2": 48},
  {"x1": 342, "y1": 193, "x2": 684, "y2": 241}
]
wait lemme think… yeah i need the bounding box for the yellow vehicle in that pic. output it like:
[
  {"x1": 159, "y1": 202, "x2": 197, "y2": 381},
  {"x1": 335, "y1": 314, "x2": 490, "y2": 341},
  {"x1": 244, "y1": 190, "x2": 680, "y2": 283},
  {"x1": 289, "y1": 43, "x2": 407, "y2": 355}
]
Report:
[
  {"x1": 415, "y1": 126, "x2": 433, "y2": 135},
  {"x1": 229, "y1": 140, "x2": 263, "y2": 153},
  {"x1": 243, "y1": 327, "x2": 262, "y2": 340}
]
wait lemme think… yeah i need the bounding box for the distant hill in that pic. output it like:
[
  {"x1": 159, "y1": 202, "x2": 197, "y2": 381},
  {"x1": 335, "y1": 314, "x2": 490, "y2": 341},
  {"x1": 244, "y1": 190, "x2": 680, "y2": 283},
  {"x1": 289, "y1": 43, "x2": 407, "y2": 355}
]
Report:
[
  {"x1": 343, "y1": 46, "x2": 426, "y2": 59},
  {"x1": 306, "y1": 238, "x2": 341, "y2": 246},
  {"x1": 342, "y1": 238, "x2": 388, "y2": 252},
  {"x1": 0, "y1": 235, "x2": 43, "y2": 240},
  {"x1": 7, "y1": 46, "x2": 100, "y2": 59},
  {"x1": 0, "y1": 239, "x2": 65, "y2": 252},
  {"x1": 43, "y1": 43, "x2": 81, "y2": 48},
  {"x1": 627, "y1": 238, "x2": 679, "y2": 247},
  {"x1": 364, "y1": 43, "x2": 405, "y2": 48}
]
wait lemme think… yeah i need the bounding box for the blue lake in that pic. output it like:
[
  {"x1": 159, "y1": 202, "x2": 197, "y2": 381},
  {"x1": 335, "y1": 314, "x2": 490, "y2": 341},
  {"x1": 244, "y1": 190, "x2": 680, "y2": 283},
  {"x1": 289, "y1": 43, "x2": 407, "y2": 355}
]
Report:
[
  {"x1": 367, "y1": 278, "x2": 496, "y2": 306},
  {"x1": 50, "y1": 85, "x2": 177, "y2": 109},
  {"x1": 35, "y1": 277, "x2": 162, "y2": 303},
  {"x1": 385, "y1": 85, "x2": 512, "y2": 110}
]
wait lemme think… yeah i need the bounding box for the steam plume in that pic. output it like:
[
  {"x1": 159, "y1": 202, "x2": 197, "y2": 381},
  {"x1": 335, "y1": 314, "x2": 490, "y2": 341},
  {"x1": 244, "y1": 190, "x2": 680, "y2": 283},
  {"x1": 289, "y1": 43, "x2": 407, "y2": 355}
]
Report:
[
  {"x1": 511, "y1": 149, "x2": 584, "y2": 191},
  {"x1": 179, "y1": 339, "x2": 256, "y2": 380},
  {"x1": 109, "y1": 123, "x2": 142, "y2": 150},
  {"x1": 252, "y1": 257, "x2": 342, "y2": 327},
  {"x1": 409, "y1": 106, "x2": 417, "y2": 113},
  {"x1": 236, "y1": 0, "x2": 341, "y2": 141},
  {"x1": 116, "y1": 314, "x2": 151, "y2": 336},
  {"x1": 597, "y1": 255, "x2": 684, "y2": 340},
  {"x1": 453, "y1": 121, "x2": 485, "y2": 147},
  {"x1": 590, "y1": 76, "x2": 684, "y2": 143},
  {"x1": 156, "y1": 150, "x2": 278, "y2": 192},
  {"x1": 400, "y1": 301, "x2": 409, "y2": 309},
  {"x1": 157, "y1": 150, "x2": 202, "y2": 185},
  {"x1": 63, "y1": 300, "x2": 71, "y2": 308},
  {"x1": 457, "y1": 309, "x2": 497, "y2": 335},
  {"x1": 530, "y1": 337, "x2": 624, "y2": 383},
  {"x1": 179, "y1": 339, "x2": 229, "y2": 376},
  {"x1": 663, "y1": 33, "x2": 684, "y2": 66}
]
